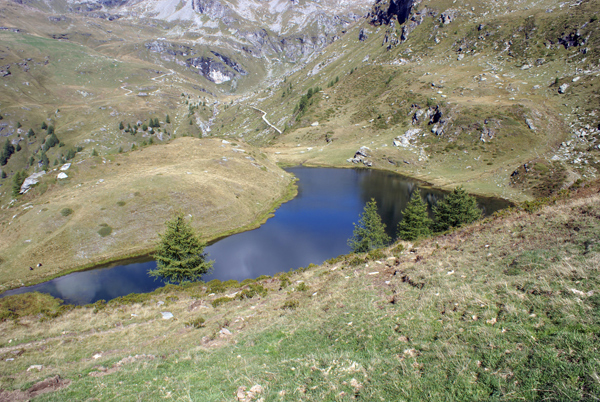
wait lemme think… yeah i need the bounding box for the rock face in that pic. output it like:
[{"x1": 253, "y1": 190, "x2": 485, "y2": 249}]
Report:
[
  {"x1": 369, "y1": 0, "x2": 415, "y2": 26},
  {"x1": 20, "y1": 171, "x2": 46, "y2": 193},
  {"x1": 186, "y1": 57, "x2": 235, "y2": 84}
]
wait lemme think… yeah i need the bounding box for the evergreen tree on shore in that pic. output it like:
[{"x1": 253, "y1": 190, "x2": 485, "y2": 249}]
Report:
[
  {"x1": 433, "y1": 186, "x2": 482, "y2": 232},
  {"x1": 150, "y1": 213, "x2": 213, "y2": 283},
  {"x1": 397, "y1": 190, "x2": 432, "y2": 241},
  {"x1": 348, "y1": 198, "x2": 391, "y2": 253}
]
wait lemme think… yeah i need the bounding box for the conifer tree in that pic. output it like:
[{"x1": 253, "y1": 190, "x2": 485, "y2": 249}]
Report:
[
  {"x1": 433, "y1": 186, "x2": 482, "y2": 232},
  {"x1": 348, "y1": 198, "x2": 391, "y2": 253},
  {"x1": 397, "y1": 190, "x2": 432, "y2": 241},
  {"x1": 150, "y1": 213, "x2": 213, "y2": 283},
  {"x1": 165, "y1": 114, "x2": 170, "y2": 124}
]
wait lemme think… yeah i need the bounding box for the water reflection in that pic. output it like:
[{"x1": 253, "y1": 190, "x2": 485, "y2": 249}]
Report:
[{"x1": 1, "y1": 167, "x2": 510, "y2": 305}]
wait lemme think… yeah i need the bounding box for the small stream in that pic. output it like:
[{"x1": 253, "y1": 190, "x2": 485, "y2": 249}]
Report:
[{"x1": 1, "y1": 167, "x2": 510, "y2": 305}]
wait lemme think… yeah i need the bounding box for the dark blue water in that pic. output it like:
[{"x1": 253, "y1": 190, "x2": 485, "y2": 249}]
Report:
[{"x1": 1, "y1": 167, "x2": 510, "y2": 305}]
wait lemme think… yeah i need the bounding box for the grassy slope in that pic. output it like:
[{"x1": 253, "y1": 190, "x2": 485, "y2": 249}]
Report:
[
  {"x1": 213, "y1": 0, "x2": 600, "y2": 201},
  {"x1": 0, "y1": 184, "x2": 599, "y2": 400},
  {"x1": 0, "y1": 137, "x2": 294, "y2": 290}
]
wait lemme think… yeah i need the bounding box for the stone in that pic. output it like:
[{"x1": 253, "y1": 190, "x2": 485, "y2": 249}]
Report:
[
  {"x1": 236, "y1": 386, "x2": 247, "y2": 401},
  {"x1": 20, "y1": 171, "x2": 46, "y2": 194},
  {"x1": 161, "y1": 312, "x2": 173, "y2": 319},
  {"x1": 558, "y1": 83, "x2": 569, "y2": 94},
  {"x1": 457, "y1": 54, "x2": 464, "y2": 61},
  {"x1": 57, "y1": 172, "x2": 68, "y2": 179},
  {"x1": 60, "y1": 163, "x2": 71, "y2": 171},
  {"x1": 311, "y1": 121, "x2": 319, "y2": 126},
  {"x1": 440, "y1": 9, "x2": 457, "y2": 24},
  {"x1": 27, "y1": 365, "x2": 43, "y2": 371},
  {"x1": 220, "y1": 327, "x2": 232, "y2": 336},
  {"x1": 249, "y1": 385, "x2": 263, "y2": 394}
]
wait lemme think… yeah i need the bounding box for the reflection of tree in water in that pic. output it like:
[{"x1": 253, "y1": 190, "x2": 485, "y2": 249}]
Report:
[{"x1": 356, "y1": 169, "x2": 510, "y2": 237}]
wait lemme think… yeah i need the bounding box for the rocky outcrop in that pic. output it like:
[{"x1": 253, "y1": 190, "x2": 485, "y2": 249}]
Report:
[
  {"x1": 369, "y1": 0, "x2": 416, "y2": 26},
  {"x1": 440, "y1": 9, "x2": 457, "y2": 25},
  {"x1": 192, "y1": 0, "x2": 233, "y2": 23},
  {"x1": 187, "y1": 57, "x2": 235, "y2": 84},
  {"x1": 145, "y1": 41, "x2": 196, "y2": 57},
  {"x1": 347, "y1": 146, "x2": 373, "y2": 166},
  {"x1": 358, "y1": 28, "x2": 368, "y2": 42},
  {"x1": 210, "y1": 51, "x2": 247, "y2": 75}
]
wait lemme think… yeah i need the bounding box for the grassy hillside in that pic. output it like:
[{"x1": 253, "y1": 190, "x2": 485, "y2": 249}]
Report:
[
  {"x1": 0, "y1": 184, "x2": 599, "y2": 400},
  {"x1": 212, "y1": 0, "x2": 599, "y2": 200},
  {"x1": 0, "y1": 137, "x2": 294, "y2": 290}
]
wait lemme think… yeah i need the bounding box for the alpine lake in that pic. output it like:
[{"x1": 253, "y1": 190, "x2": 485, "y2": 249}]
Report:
[{"x1": 1, "y1": 167, "x2": 510, "y2": 305}]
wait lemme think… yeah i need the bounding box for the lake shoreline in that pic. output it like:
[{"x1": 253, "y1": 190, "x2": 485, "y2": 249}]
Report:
[{"x1": 0, "y1": 165, "x2": 511, "y2": 299}]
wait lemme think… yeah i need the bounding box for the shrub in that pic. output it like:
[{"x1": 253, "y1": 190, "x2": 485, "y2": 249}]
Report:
[
  {"x1": 296, "y1": 282, "x2": 309, "y2": 292},
  {"x1": 278, "y1": 273, "x2": 291, "y2": 289},
  {"x1": 187, "y1": 317, "x2": 205, "y2": 328},
  {"x1": 211, "y1": 296, "x2": 233, "y2": 308},
  {"x1": 237, "y1": 283, "x2": 267, "y2": 299},
  {"x1": 60, "y1": 208, "x2": 73, "y2": 217},
  {"x1": 367, "y1": 248, "x2": 386, "y2": 261},
  {"x1": 98, "y1": 225, "x2": 113, "y2": 237},
  {"x1": 116, "y1": 201, "x2": 126, "y2": 207},
  {"x1": 281, "y1": 300, "x2": 299, "y2": 310},
  {"x1": 206, "y1": 279, "x2": 225, "y2": 294}
]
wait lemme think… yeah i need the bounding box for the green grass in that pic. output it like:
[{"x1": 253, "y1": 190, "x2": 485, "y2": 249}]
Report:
[{"x1": 1, "y1": 186, "x2": 598, "y2": 401}]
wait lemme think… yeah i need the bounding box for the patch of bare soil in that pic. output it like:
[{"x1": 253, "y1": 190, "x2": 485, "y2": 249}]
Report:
[{"x1": 0, "y1": 375, "x2": 71, "y2": 401}]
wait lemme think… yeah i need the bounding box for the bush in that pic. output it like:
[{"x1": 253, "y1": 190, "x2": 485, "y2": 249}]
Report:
[
  {"x1": 296, "y1": 282, "x2": 309, "y2": 292},
  {"x1": 211, "y1": 296, "x2": 233, "y2": 308},
  {"x1": 98, "y1": 225, "x2": 113, "y2": 237},
  {"x1": 281, "y1": 300, "x2": 299, "y2": 310},
  {"x1": 278, "y1": 273, "x2": 291, "y2": 289},
  {"x1": 237, "y1": 283, "x2": 267, "y2": 299},
  {"x1": 187, "y1": 317, "x2": 205, "y2": 328},
  {"x1": 60, "y1": 208, "x2": 74, "y2": 217}
]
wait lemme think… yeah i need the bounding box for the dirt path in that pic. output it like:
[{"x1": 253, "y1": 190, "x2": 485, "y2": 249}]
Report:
[{"x1": 251, "y1": 107, "x2": 282, "y2": 134}]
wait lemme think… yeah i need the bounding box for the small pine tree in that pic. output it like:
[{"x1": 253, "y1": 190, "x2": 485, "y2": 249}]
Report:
[
  {"x1": 12, "y1": 170, "x2": 26, "y2": 196},
  {"x1": 119, "y1": 121, "x2": 124, "y2": 130},
  {"x1": 348, "y1": 198, "x2": 391, "y2": 253},
  {"x1": 91, "y1": 148, "x2": 99, "y2": 157},
  {"x1": 165, "y1": 115, "x2": 170, "y2": 124},
  {"x1": 46, "y1": 125, "x2": 54, "y2": 135},
  {"x1": 17, "y1": 122, "x2": 22, "y2": 128},
  {"x1": 16, "y1": 143, "x2": 21, "y2": 152},
  {"x1": 150, "y1": 213, "x2": 213, "y2": 283},
  {"x1": 27, "y1": 128, "x2": 35, "y2": 137},
  {"x1": 41, "y1": 121, "x2": 47, "y2": 130},
  {"x1": 1, "y1": 170, "x2": 6, "y2": 179},
  {"x1": 397, "y1": 191, "x2": 433, "y2": 241},
  {"x1": 433, "y1": 186, "x2": 482, "y2": 232},
  {"x1": 40, "y1": 152, "x2": 49, "y2": 170}
]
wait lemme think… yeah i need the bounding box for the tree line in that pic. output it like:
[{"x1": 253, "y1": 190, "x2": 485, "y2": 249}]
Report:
[{"x1": 348, "y1": 187, "x2": 482, "y2": 253}]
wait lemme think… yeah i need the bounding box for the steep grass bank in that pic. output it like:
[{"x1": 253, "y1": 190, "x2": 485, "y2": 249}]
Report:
[{"x1": 1, "y1": 184, "x2": 599, "y2": 401}]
